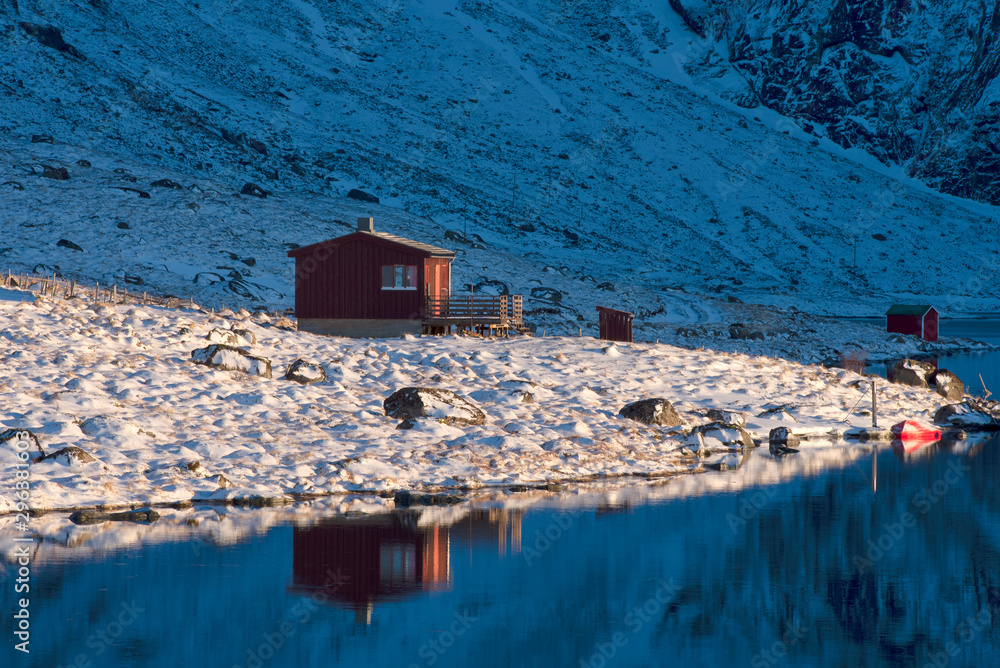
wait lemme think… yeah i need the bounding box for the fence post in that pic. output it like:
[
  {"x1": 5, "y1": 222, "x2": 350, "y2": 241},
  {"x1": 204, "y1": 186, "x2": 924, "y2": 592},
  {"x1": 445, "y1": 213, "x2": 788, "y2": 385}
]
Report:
[{"x1": 871, "y1": 380, "x2": 877, "y2": 428}]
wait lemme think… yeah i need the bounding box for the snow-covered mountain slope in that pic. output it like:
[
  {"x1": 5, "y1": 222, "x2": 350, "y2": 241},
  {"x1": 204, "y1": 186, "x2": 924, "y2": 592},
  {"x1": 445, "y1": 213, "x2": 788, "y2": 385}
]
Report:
[
  {"x1": 1, "y1": 0, "x2": 998, "y2": 324},
  {"x1": 670, "y1": 0, "x2": 1000, "y2": 206}
]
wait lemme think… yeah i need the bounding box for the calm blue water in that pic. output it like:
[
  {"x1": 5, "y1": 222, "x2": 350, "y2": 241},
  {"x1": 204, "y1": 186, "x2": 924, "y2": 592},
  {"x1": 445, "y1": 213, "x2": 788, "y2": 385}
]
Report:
[{"x1": 4, "y1": 442, "x2": 1000, "y2": 668}]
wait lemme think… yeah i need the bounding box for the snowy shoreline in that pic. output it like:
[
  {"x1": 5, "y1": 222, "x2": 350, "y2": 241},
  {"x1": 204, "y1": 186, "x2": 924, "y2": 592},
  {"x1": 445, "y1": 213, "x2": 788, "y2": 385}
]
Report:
[{"x1": 1, "y1": 286, "x2": 977, "y2": 514}]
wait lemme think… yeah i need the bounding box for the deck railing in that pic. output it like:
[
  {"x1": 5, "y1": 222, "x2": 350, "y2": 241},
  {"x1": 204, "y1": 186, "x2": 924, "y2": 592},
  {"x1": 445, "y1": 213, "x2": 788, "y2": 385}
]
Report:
[{"x1": 425, "y1": 295, "x2": 523, "y2": 324}]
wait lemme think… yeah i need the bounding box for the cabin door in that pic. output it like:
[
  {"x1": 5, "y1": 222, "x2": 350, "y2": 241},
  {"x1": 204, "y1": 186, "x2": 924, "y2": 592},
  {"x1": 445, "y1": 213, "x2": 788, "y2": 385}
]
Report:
[{"x1": 425, "y1": 260, "x2": 451, "y2": 301}]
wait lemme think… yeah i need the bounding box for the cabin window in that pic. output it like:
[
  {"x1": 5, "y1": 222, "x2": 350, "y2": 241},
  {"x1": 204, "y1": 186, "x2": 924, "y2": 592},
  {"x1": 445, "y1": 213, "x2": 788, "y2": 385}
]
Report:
[{"x1": 381, "y1": 264, "x2": 418, "y2": 290}]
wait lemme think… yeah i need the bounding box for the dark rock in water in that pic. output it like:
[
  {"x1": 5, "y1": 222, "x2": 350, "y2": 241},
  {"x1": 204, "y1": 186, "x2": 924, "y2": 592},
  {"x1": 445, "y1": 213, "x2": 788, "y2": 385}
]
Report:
[
  {"x1": 889, "y1": 358, "x2": 935, "y2": 389},
  {"x1": 240, "y1": 182, "x2": 270, "y2": 198},
  {"x1": 872, "y1": 233, "x2": 887, "y2": 241},
  {"x1": 285, "y1": 358, "x2": 326, "y2": 385},
  {"x1": 19, "y1": 23, "x2": 86, "y2": 59},
  {"x1": 929, "y1": 368, "x2": 964, "y2": 401},
  {"x1": 518, "y1": 222, "x2": 536, "y2": 232},
  {"x1": 76, "y1": 159, "x2": 91, "y2": 167},
  {"x1": 241, "y1": 257, "x2": 256, "y2": 267},
  {"x1": 346, "y1": 188, "x2": 379, "y2": 203},
  {"x1": 117, "y1": 222, "x2": 130, "y2": 229},
  {"x1": 31, "y1": 134, "x2": 54, "y2": 143},
  {"x1": 40, "y1": 446, "x2": 96, "y2": 464},
  {"x1": 394, "y1": 490, "x2": 464, "y2": 507},
  {"x1": 596, "y1": 282, "x2": 615, "y2": 291},
  {"x1": 3, "y1": 181, "x2": 24, "y2": 190},
  {"x1": 150, "y1": 178, "x2": 183, "y2": 189},
  {"x1": 384, "y1": 387, "x2": 486, "y2": 426},
  {"x1": 57, "y1": 238, "x2": 83, "y2": 251},
  {"x1": 932, "y1": 401, "x2": 998, "y2": 430},
  {"x1": 42, "y1": 166, "x2": 69, "y2": 180},
  {"x1": 768, "y1": 427, "x2": 800, "y2": 455},
  {"x1": 69, "y1": 508, "x2": 160, "y2": 525},
  {"x1": 619, "y1": 398, "x2": 683, "y2": 427}
]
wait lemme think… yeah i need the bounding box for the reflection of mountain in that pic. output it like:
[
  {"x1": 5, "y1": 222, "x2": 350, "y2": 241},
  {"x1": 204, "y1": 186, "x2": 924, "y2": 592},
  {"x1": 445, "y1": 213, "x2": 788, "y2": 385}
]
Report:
[{"x1": 289, "y1": 513, "x2": 450, "y2": 624}]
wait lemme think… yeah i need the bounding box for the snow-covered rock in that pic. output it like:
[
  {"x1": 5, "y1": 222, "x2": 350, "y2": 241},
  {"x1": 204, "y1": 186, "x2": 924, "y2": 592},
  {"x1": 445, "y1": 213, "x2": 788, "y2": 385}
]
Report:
[
  {"x1": 932, "y1": 401, "x2": 998, "y2": 430},
  {"x1": 929, "y1": 369, "x2": 965, "y2": 402},
  {"x1": 285, "y1": 358, "x2": 326, "y2": 385},
  {"x1": 619, "y1": 399, "x2": 684, "y2": 427},
  {"x1": 190, "y1": 344, "x2": 272, "y2": 378},
  {"x1": 383, "y1": 387, "x2": 487, "y2": 426}
]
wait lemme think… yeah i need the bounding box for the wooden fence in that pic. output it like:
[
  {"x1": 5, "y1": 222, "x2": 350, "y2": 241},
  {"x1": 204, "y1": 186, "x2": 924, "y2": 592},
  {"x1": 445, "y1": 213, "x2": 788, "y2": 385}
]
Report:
[{"x1": 1, "y1": 268, "x2": 294, "y2": 318}]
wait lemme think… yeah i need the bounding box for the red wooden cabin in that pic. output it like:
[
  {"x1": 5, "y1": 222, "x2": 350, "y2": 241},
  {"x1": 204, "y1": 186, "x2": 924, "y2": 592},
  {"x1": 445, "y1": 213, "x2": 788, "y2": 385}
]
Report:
[
  {"x1": 597, "y1": 306, "x2": 634, "y2": 343},
  {"x1": 288, "y1": 218, "x2": 526, "y2": 337},
  {"x1": 287, "y1": 217, "x2": 455, "y2": 337},
  {"x1": 885, "y1": 304, "x2": 938, "y2": 342}
]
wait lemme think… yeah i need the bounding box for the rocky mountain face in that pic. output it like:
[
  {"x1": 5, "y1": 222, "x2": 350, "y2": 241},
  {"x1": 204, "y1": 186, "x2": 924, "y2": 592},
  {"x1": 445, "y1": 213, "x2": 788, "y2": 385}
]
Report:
[{"x1": 673, "y1": 0, "x2": 1000, "y2": 205}]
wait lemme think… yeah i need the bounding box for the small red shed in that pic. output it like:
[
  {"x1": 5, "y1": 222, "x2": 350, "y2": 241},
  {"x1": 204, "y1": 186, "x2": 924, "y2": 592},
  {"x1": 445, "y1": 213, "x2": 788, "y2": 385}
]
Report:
[
  {"x1": 287, "y1": 217, "x2": 455, "y2": 337},
  {"x1": 597, "y1": 306, "x2": 634, "y2": 343},
  {"x1": 885, "y1": 304, "x2": 938, "y2": 342}
]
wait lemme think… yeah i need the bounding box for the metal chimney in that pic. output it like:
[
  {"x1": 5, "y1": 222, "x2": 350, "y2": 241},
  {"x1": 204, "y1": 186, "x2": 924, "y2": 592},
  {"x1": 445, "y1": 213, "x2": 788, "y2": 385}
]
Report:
[{"x1": 357, "y1": 217, "x2": 374, "y2": 232}]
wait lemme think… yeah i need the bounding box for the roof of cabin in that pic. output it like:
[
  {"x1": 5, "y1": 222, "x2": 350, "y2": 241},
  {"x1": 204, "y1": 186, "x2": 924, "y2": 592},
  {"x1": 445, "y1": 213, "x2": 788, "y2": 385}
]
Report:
[
  {"x1": 287, "y1": 231, "x2": 455, "y2": 259},
  {"x1": 885, "y1": 304, "x2": 935, "y2": 316}
]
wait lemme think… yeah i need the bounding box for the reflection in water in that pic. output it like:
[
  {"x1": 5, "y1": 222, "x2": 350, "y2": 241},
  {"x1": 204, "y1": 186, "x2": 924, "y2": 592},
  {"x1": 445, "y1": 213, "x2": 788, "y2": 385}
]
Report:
[
  {"x1": 289, "y1": 513, "x2": 452, "y2": 624},
  {"x1": 3, "y1": 441, "x2": 1000, "y2": 667}
]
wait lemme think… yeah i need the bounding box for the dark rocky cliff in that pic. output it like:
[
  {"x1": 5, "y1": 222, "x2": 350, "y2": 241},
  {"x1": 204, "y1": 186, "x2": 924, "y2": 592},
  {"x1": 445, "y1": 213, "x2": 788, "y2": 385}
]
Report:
[{"x1": 674, "y1": 0, "x2": 1000, "y2": 204}]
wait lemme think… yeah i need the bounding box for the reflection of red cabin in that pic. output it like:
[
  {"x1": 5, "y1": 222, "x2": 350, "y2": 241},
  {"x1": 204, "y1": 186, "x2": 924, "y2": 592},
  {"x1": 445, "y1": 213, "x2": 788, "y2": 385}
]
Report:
[
  {"x1": 885, "y1": 305, "x2": 938, "y2": 342},
  {"x1": 451, "y1": 510, "x2": 522, "y2": 556},
  {"x1": 289, "y1": 515, "x2": 451, "y2": 624},
  {"x1": 287, "y1": 217, "x2": 455, "y2": 338}
]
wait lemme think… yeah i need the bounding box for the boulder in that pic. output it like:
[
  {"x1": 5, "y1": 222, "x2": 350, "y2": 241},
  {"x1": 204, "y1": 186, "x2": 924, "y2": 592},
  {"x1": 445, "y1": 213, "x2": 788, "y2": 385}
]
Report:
[
  {"x1": 929, "y1": 369, "x2": 964, "y2": 401},
  {"x1": 57, "y1": 238, "x2": 83, "y2": 251},
  {"x1": 240, "y1": 182, "x2": 270, "y2": 198},
  {"x1": 285, "y1": 359, "x2": 326, "y2": 385},
  {"x1": 205, "y1": 328, "x2": 240, "y2": 346},
  {"x1": 150, "y1": 178, "x2": 183, "y2": 189},
  {"x1": 384, "y1": 387, "x2": 486, "y2": 426},
  {"x1": 191, "y1": 344, "x2": 272, "y2": 378},
  {"x1": 0, "y1": 429, "x2": 45, "y2": 459},
  {"x1": 42, "y1": 166, "x2": 70, "y2": 180},
  {"x1": 707, "y1": 409, "x2": 745, "y2": 427},
  {"x1": 768, "y1": 427, "x2": 801, "y2": 455},
  {"x1": 932, "y1": 401, "x2": 998, "y2": 430},
  {"x1": 889, "y1": 358, "x2": 936, "y2": 389},
  {"x1": 232, "y1": 328, "x2": 256, "y2": 346},
  {"x1": 39, "y1": 446, "x2": 97, "y2": 464},
  {"x1": 689, "y1": 422, "x2": 754, "y2": 450},
  {"x1": 347, "y1": 188, "x2": 379, "y2": 203},
  {"x1": 729, "y1": 324, "x2": 750, "y2": 339},
  {"x1": 619, "y1": 398, "x2": 683, "y2": 427}
]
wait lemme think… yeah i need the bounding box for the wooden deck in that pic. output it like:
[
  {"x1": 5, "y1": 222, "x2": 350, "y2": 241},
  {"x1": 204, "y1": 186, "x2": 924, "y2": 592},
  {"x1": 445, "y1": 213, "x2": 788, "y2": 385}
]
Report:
[{"x1": 423, "y1": 295, "x2": 528, "y2": 336}]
